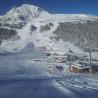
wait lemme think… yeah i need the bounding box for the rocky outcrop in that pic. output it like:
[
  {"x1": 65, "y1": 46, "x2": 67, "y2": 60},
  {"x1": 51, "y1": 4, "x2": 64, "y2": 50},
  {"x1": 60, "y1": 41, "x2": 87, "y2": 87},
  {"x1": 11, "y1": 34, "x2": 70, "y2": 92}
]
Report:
[{"x1": 0, "y1": 28, "x2": 17, "y2": 44}]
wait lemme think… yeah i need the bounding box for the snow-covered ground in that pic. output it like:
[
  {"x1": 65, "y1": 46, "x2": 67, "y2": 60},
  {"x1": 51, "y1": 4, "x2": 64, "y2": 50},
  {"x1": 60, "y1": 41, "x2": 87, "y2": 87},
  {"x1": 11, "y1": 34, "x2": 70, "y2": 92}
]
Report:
[
  {"x1": 0, "y1": 43, "x2": 49, "y2": 78},
  {"x1": 0, "y1": 77, "x2": 98, "y2": 98},
  {"x1": 0, "y1": 42, "x2": 98, "y2": 92}
]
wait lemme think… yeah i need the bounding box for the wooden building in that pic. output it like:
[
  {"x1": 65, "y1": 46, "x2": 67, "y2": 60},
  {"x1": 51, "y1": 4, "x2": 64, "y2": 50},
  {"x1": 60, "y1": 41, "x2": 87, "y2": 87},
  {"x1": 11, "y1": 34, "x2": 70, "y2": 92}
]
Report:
[{"x1": 70, "y1": 63, "x2": 90, "y2": 73}]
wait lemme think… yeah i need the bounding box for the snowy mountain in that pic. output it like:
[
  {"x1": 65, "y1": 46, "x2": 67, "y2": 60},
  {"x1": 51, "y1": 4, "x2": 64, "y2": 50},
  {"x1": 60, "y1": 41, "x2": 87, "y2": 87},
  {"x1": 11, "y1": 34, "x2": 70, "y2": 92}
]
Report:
[
  {"x1": 0, "y1": 4, "x2": 98, "y2": 58},
  {"x1": 1, "y1": 4, "x2": 98, "y2": 93}
]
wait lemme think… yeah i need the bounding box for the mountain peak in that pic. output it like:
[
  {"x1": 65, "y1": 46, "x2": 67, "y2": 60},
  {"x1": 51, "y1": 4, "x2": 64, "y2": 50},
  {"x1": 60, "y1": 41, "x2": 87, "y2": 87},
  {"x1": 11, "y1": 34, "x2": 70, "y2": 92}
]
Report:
[
  {"x1": 6, "y1": 4, "x2": 49, "y2": 19},
  {"x1": 21, "y1": 4, "x2": 39, "y2": 8}
]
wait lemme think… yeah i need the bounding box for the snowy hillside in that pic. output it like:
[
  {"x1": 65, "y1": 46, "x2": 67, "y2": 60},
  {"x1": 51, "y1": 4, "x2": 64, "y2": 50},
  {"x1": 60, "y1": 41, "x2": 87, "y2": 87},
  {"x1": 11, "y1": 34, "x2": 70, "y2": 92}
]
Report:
[
  {"x1": 0, "y1": 4, "x2": 98, "y2": 77},
  {"x1": 0, "y1": 4, "x2": 98, "y2": 58}
]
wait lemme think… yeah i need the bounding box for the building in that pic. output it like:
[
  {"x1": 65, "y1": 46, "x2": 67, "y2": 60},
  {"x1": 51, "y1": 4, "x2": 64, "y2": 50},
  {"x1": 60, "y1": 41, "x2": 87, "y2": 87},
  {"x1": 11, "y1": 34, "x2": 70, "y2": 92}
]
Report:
[{"x1": 70, "y1": 63, "x2": 90, "y2": 73}]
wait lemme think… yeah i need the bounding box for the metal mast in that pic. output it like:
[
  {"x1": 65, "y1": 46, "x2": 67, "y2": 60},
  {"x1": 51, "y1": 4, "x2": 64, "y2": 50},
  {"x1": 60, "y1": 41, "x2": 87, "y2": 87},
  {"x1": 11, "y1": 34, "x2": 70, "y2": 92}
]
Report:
[
  {"x1": 89, "y1": 47, "x2": 92, "y2": 75},
  {"x1": 89, "y1": 32, "x2": 92, "y2": 76}
]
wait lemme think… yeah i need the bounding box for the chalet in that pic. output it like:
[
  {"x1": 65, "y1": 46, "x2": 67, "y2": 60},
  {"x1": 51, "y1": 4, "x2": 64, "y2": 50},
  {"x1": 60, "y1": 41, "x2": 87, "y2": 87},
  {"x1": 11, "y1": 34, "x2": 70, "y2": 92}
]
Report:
[{"x1": 70, "y1": 63, "x2": 90, "y2": 73}]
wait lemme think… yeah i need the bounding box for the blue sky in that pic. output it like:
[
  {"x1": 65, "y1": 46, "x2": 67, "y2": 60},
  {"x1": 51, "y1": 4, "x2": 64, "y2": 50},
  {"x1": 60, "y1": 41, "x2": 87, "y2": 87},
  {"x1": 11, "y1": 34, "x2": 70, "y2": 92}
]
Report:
[{"x1": 0, "y1": 0, "x2": 98, "y2": 15}]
